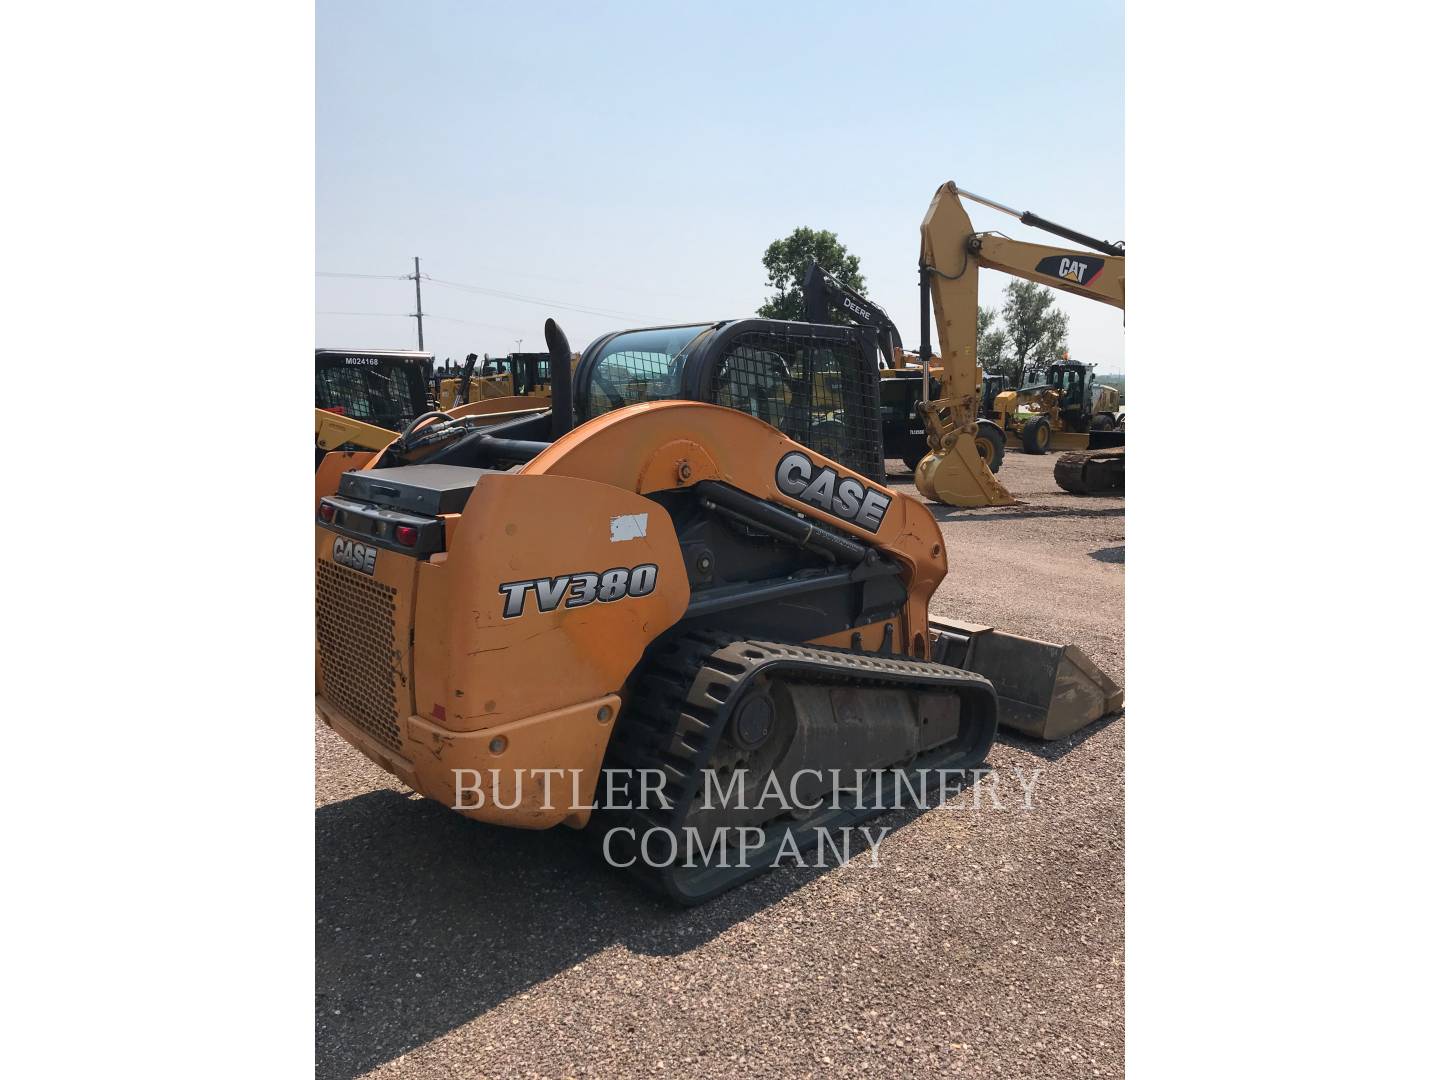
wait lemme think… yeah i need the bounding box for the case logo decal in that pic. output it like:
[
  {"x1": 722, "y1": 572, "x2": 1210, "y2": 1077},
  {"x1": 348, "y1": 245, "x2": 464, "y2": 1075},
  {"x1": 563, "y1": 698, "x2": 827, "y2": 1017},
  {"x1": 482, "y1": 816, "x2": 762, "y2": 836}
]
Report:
[
  {"x1": 332, "y1": 537, "x2": 378, "y2": 576},
  {"x1": 775, "y1": 450, "x2": 891, "y2": 533}
]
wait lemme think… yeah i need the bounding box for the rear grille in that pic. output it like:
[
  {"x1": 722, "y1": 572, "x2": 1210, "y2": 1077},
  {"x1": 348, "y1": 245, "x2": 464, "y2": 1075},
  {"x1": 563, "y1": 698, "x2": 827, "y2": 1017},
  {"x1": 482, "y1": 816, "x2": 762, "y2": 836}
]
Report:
[{"x1": 316, "y1": 559, "x2": 403, "y2": 751}]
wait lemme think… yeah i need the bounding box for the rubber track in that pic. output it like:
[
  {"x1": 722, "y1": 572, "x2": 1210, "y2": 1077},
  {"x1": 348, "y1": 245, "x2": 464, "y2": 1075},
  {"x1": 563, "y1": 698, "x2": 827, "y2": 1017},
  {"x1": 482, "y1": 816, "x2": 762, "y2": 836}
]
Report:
[
  {"x1": 1055, "y1": 447, "x2": 1125, "y2": 495},
  {"x1": 590, "y1": 632, "x2": 998, "y2": 904}
]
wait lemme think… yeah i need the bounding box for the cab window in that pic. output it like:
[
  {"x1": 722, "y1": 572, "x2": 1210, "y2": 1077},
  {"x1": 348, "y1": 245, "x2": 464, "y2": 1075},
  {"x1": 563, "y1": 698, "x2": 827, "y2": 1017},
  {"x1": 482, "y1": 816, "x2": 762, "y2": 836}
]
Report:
[{"x1": 585, "y1": 325, "x2": 708, "y2": 414}]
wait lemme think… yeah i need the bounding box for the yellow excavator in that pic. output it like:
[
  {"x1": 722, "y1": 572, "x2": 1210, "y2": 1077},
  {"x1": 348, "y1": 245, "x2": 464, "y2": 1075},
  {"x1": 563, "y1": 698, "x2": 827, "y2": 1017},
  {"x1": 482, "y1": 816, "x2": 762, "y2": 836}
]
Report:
[{"x1": 911, "y1": 184, "x2": 1125, "y2": 505}]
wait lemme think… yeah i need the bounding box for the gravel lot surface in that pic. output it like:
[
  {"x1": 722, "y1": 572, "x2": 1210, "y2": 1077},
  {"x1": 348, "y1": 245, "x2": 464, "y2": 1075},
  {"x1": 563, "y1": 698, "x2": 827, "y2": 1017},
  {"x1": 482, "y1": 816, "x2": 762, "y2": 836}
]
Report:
[{"x1": 316, "y1": 449, "x2": 1124, "y2": 1079}]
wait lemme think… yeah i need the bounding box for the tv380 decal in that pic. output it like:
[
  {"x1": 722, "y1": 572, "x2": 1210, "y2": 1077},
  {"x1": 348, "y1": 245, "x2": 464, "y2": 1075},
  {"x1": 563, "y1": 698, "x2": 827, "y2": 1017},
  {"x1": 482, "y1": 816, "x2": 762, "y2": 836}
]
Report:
[{"x1": 499, "y1": 564, "x2": 658, "y2": 618}]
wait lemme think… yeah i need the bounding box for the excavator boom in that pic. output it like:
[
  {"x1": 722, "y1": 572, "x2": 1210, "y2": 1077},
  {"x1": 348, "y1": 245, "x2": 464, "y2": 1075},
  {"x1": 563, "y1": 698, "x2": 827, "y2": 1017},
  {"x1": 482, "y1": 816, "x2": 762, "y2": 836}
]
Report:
[{"x1": 912, "y1": 182, "x2": 1125, "y2": 505}]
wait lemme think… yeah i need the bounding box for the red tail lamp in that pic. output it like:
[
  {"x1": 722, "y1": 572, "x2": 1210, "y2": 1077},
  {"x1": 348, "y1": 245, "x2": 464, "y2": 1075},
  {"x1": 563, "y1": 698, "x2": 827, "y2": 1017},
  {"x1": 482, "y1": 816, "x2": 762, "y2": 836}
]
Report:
[
  {"x1": 394, "y1": 525, "x2": 418, "y2": 547},
  {"x1": 318, "y1": 503, "x2": 335, "y2": 524}
]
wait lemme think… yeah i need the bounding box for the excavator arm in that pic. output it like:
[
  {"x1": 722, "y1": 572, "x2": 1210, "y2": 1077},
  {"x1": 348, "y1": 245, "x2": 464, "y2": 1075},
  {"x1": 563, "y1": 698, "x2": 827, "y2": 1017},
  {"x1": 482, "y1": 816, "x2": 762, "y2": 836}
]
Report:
[
  {"x1": 965, "y1": 234, "x2": 1124, "y2": 309},
  {"x1": 912, "y1": 182, "x2": 1125, "y2": 506},
  {"x1": 801, "y1": 261, "x2": 909, "y2": 369}
]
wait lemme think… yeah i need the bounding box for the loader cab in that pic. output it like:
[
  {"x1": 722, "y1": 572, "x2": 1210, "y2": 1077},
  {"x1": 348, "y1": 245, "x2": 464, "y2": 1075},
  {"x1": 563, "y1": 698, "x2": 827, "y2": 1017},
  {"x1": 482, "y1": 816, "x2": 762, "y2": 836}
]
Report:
[
  {"x1": 981, "y1": 373, "x2": 1009, "y2": 417},
  {"x1": 481, "y1": 352, "x2": 552, "y2": 394},
  {"x1": 575, "y1": 319, "x2": 884, "y2": 483},
  {"x1": 315, "y1": 349, "x2": 432, "y2": 432},
  {"x1": 1046, "y1": 360, "x2": 1094, "y2": 426}
]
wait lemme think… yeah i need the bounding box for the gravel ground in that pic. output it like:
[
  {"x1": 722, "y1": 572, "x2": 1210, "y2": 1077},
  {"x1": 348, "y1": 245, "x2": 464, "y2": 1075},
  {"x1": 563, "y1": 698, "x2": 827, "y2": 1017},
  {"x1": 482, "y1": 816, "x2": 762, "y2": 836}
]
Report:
[{"x1": 316, "y1": 449, "x2": 1124, "y2": 1079}]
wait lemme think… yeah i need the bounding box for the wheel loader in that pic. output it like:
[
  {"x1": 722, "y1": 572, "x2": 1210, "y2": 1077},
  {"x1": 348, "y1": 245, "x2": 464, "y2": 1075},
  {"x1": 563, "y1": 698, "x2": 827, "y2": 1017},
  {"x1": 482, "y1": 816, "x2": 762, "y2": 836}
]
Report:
[
  {"x1": 435, "y1": 351, "x2": 555, "y2": 410},
  {"x1": 315, "y1": 312, "x2": 1123, "y2": 904}
]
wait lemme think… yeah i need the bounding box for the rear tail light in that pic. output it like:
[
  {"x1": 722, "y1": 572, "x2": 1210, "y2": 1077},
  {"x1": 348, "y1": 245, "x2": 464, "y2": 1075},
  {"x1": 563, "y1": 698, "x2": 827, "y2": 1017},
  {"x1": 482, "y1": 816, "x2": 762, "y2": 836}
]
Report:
[
  {"x1": 319, "y1": 503, "x2": 335, "y2": 524},
  {"x1": 321, "y1": 406, "x2": 346, "y2": 415},
  {"x1": 395, "y1": 525, "x2": 418, "y2": 547}
]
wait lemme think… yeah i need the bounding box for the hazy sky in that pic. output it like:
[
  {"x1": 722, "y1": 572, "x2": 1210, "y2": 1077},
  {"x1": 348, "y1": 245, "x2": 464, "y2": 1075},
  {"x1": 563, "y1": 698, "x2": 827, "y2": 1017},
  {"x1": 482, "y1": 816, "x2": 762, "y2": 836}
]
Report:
[{"x1": 318, "y1": 1, "x2": 1123, "y2": 371}]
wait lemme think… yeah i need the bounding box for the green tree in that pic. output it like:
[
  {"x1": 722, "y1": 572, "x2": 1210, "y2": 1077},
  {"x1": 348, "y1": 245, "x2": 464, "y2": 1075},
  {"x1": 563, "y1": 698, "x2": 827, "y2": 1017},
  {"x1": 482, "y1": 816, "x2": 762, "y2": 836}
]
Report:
[
  {"x1": 977, "y1": 304, "x2": 1006, "y2": 375},
  {"x1": 994, "y1": 280, "x2": 1070, "y2": 388},
  {"x1": 756, "y1": 227, "x2": 865, "y2": 320}
]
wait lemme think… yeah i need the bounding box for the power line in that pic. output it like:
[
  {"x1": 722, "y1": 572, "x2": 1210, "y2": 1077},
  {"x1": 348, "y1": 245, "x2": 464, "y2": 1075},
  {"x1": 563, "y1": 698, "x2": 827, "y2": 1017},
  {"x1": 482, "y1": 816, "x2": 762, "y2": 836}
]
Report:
[
  {"x1": 316, "y1": 310, "x2": 409, "y2": 317},
  {"x1": 316, "y1": 271, "x2": 409, "y2": 280},
  {"x1": 423, "y1": 275, "x2": 644, "y2": 321},
  {"x1": 321, "y1": 265, "x2": 711, "y2": 304},
  {"x1": 425, "y1": 313, "x2": 528, "y2": 333},
  {"x1": 319, "y1": 262, "x2": 660, "y2": 330},
  {"x1": 317, "y1": 310, "x2": 527, "y2": 334}
]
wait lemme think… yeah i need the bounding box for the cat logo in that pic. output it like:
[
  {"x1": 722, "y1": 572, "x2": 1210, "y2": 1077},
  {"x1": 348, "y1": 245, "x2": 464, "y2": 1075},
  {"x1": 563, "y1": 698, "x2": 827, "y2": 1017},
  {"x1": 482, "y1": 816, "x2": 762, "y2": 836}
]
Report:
[{"x1": 1035, "y1": 254, "x2": 1105, "y2": 287}]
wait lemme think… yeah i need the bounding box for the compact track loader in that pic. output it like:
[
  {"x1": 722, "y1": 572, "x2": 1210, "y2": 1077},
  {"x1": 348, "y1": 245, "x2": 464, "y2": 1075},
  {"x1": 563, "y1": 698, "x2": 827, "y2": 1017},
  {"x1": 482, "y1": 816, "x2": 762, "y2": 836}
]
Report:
[
  {"x1": 316, "y1": 315, "x2": 1122, "y2": 903},
  {"x1": 316, "y1": 348, "x2": 437, "y2": 468}
]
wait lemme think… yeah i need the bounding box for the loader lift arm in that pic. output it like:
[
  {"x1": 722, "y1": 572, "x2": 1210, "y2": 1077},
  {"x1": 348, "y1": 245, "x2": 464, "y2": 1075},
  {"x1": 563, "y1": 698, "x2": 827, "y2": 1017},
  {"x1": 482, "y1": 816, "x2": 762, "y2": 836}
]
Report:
[{"x1": 912, "y1": 182, "x2": 1125, "y2": 506}]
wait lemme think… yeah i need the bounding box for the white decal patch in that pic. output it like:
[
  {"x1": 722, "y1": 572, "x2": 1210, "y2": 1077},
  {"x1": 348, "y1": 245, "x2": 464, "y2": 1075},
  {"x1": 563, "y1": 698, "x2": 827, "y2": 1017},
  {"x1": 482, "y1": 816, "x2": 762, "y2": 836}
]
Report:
[{"x1": 609, "y1": 513, "x2": 649, "y2": 542}]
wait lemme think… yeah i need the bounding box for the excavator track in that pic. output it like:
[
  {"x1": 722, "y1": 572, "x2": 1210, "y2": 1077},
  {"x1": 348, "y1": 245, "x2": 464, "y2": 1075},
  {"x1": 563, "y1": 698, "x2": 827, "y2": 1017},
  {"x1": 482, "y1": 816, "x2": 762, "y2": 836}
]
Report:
[
  {"x1": 589, "y1": 632, "x2": 998, "y2": 904},
  {"x1": 1055, "y1": 447, "x2": 1125, "y2": 495}
]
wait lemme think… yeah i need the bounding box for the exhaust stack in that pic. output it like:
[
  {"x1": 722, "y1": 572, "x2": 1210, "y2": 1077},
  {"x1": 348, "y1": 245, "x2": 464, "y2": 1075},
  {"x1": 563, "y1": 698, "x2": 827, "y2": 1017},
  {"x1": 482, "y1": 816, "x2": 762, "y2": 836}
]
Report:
[{"x1": 545, "y1": 318, "x2": 574, "y2": 440}]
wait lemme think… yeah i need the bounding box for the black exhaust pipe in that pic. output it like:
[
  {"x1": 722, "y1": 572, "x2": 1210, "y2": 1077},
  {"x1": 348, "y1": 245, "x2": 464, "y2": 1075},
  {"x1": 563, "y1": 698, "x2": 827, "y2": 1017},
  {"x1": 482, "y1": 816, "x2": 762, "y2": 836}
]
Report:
[
  {"x1": 458, "y1": 352, "x2": 477, "y2": 405},
  {"x1": 545, "y1": 318, "x2": 574, "y2": 440}
]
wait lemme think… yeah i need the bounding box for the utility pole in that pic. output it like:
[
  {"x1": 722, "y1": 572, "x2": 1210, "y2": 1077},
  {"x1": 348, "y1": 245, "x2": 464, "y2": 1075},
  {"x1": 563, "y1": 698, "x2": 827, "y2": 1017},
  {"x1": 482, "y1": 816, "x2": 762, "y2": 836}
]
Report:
[{"x1": 409, "y1": 256, "x2": 425, "y2": 350}]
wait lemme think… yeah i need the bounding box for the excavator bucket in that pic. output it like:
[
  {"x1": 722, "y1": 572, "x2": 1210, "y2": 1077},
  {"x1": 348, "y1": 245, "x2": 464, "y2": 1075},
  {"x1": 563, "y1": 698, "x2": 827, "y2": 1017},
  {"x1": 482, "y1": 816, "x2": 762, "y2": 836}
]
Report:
[
  {"x1": 929, "y1": 616, "x2": 1123, "y2": 740},
  {"x1": 913, "y1": 445, "x2": 1016, "y2": 507}
]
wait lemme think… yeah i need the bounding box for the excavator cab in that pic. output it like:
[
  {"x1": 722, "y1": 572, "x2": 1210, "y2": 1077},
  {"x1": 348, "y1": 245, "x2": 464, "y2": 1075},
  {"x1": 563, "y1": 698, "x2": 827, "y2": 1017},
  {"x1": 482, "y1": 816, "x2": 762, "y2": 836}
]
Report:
[
  {"x1": 981, "y1": 373, "x2": 1009, "y2": 416},
  {"x1": 481, "y1": 353, "x2": 552, "y2": 394}
]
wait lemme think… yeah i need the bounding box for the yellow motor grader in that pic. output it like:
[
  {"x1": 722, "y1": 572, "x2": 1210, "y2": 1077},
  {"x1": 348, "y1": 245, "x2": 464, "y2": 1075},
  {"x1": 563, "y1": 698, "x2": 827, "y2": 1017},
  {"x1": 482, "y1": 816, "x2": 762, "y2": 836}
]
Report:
[{"x1": 990, "y1": 357, "x2": 1123, "y2": 454}]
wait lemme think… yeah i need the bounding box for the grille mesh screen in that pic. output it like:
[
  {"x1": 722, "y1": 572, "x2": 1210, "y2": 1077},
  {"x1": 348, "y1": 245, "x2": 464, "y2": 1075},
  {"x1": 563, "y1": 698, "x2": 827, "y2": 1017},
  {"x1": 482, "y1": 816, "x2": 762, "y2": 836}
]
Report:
[
  {"x1": 587, "y1": 350, "x2": 679, "y2": 414},
  {"x1": 316, "y1": 560, "x2": 403, "y2": 751},
  {"x1": 710, "y1": 330, "x2": 883, "y2": 482},
  {"x1": 315, "y1": 364, "x2": 424, "y2": 433}
]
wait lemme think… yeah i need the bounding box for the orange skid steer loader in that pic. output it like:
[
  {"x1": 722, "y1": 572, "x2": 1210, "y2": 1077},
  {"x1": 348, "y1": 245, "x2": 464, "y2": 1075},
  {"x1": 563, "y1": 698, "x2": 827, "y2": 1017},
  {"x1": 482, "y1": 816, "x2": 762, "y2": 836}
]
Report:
[{"x1": 316, "y1": 317, "x2": 1121, "y2": 904}]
